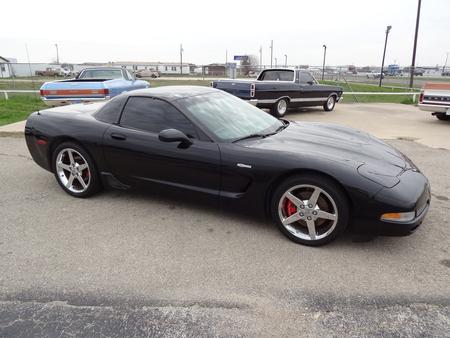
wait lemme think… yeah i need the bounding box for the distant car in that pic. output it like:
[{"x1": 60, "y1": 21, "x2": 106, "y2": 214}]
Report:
[
  {"x1": 366, "y1": 71, "x2": 384, "y2": 79},
  {"x1": 442, "y1": 70, "x2": 450, "y2": 77},
  {"x1": 134, "y1": 69, "x2": 161, "y2": 78},
  {"x1": 413, "y1": 68, "x2": 424, "y2": 76},
  {"x1": 25, "y1": 86, "x2": 430, "y2": 247}
]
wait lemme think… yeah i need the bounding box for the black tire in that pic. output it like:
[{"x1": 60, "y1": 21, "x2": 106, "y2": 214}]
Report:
[
  {"x1": 270, "y1": 98, "x2": 289, "y2": 117},
  {"x1": 435, "y1": 114, "x2": 450, "y2": 121},
  {"x1": 52, "y1": 142, "x2": 102, "y2": 198},
  {"x1": 323, "y1": 95, "x2": 336, "y2": 111},
  {"x1": 271, "y1": 174, "x2": 349, "y2": 246}
]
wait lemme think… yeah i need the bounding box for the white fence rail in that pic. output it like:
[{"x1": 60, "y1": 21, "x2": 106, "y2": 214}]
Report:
[
  {"x1": 1, "y1": 90, "x2": 39, "y2": 99},
  {"x1": 1, "y1": 90, "x2": 419, "y2": 102}
]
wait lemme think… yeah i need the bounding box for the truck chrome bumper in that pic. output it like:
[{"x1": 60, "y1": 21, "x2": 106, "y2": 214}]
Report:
[
  {"x1": 418, "y1": 103, "x2": 450, "y2": 114},
  {"x1": 42, "y1": 97, "x2": 110, "y2": 106}
]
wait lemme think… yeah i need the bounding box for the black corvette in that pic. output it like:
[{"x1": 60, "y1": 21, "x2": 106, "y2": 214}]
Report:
[{"x1": 25, "y1": 86, "x2": 431, "y2": 246}]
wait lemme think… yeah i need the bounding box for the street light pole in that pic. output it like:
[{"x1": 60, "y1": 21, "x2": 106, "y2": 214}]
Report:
[
  {"x1": 322, "y1": 45, "x2": 327, "y2": 81},
  {"x1": 285, "y1": 55, "x2": 287, "y2": 68},
  {"x1": 379, "y1": 26, "x2": 392, "y2": 87},
  {"x1": 270, "y1": 40, "x2": 273, "y2": 68},
  {"x1": 55, "y1": 44, "x2": 59, "y2": 64}
]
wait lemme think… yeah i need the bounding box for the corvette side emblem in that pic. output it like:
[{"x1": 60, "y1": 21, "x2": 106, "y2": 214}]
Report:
[{"x1": 237, "y1": 163, "x2": 252, "y2": 169}]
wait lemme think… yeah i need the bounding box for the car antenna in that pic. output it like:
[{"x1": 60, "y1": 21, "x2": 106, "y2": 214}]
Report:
[{"x1": 26, "y1": 44, "x2": 41, "y2": 115}]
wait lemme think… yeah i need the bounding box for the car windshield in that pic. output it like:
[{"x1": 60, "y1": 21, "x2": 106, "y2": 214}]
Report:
[{"x1": 178, "y1": 91, "x2": 284, "y2": 142}]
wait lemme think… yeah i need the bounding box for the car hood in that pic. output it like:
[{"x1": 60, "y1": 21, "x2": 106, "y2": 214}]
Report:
[{"x1": 243, "y1": 121, "x2": 412, "y2": 188}]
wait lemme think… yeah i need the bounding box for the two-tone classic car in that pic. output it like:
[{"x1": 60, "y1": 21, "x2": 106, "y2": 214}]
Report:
[
  {"x1": 211, "y1": 69, "x2": 343, "y2": 117},
  {"x1": 39, "y1": 67, "x2": 150, "y2": 106}
]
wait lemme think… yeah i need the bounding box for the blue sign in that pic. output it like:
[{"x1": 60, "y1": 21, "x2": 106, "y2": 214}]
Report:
[{"x1": 234, "y1": 55, "x2": 248, "y2": 61}]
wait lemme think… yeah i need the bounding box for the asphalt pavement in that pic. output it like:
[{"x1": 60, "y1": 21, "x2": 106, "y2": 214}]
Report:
[{"x1": 1, "y1": 103, "x2": 449, "y2": 337}]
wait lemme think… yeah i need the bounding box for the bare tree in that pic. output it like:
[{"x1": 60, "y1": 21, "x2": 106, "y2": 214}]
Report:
[{"x1": 240, "y1": 55, "x2": 259, "y2": 73}]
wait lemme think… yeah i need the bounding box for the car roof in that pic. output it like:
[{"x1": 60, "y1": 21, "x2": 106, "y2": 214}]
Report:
[{"x1": 124, "y1": 86, "x2": 218, "y2": 101}]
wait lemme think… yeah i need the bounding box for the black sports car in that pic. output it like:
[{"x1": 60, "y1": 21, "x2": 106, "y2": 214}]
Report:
[{"x1": 25, "y1": 86, "x2": 431, "y2": 246}]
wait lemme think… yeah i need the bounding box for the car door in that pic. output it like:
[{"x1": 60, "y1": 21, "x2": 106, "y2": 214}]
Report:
[
  {"x1": 295, "y1": 71, "x2": 325, "y2": 106},
  {"x1": 102, "y1": 96, "x2": 221, "y2": 199}
]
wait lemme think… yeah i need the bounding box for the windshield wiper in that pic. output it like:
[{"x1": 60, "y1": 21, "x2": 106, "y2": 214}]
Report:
[
  {"x1": 232, "y1": 133, "x2": 267, "y2": 143},
  {"x1": 232, "y1": 122, "x2": 288, "y2": 143}
]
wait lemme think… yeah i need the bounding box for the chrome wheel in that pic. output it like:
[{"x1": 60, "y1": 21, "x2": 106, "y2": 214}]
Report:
[
  {"x1": 55, "y1": 148, "x2": 91, "y2": 193},
  {"x1": 278, "y1": 184, "x2": 338, "y2": 241},
  {"x1": 323, "y1": 96, "x2": 336, "y2": 111},
  {"x1": 271, "y1": 174, "x2": 349, "y2": 246},
  {"x1": 53, "y1": 142, "x2": 102, "y2": 197},
  {"x1": 270, "y1": 98, "x2": 289, "y2": 117}
]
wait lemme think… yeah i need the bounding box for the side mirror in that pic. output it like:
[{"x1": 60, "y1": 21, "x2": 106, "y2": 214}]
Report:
[{"x1": 158, "y1": 129, "x2": 193, "y2": 147}]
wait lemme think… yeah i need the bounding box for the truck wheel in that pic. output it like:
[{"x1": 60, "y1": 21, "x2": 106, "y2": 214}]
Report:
[
  {"x1": 436, "y1": 114, "x2": 450, "y2": 121},
  {"x1": 270, "y1": 98, "x2": 289, "y2": 118},
  {"x1": 323, "y1": 96, "x2": 336, "y2": 111}
]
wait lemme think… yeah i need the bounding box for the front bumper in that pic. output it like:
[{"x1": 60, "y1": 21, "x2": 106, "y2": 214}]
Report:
[{"x1": 352, "y1": 169, "x2": 431, "y2": 238}]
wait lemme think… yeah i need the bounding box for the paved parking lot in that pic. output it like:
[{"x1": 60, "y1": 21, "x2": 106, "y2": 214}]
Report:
[{"x1": 1, "y1": 103, "x2": 449, "y2": 337}]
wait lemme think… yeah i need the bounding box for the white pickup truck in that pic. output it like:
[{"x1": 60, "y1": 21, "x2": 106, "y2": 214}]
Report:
[
  {"x1": 418, "y1": 83, "x2": 450, "y2": 121},
  {"x1": 366, "y1": 70, "x2": 384, "y2": 79}
]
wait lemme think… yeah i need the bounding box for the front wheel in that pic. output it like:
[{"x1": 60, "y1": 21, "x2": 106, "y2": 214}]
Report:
[
  {"x1": 323, "y1": 96, "x2": 336, "y2": 111},
  {"x1": 271, "y1": 174, "x2": 349, "y2": 246},
  {"x1": 52, "y1": 142, "x2": 102, "y2": 198},
  {"x1": 270, "y1": 98, "x2": 289, "y2": 117}
]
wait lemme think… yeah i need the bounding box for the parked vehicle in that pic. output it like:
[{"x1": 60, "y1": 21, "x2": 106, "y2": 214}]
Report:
[
  {"x1": 442, "y1": 69, "x2": 450, "y2": 76},
  {"x1": 39, "y1": 67, "x2": 150, "y2": 106},
  {"x1": 366, "y1": 70, "x2": 384, "y2": 79},
  {"x1": 25, "y1": 86, "x2": 430, "y2": 246},
  {"x1": 413, "y1": 68, "x2": 424, "y2": 76},
  {"x1": 133, "y1": 69, "x2": 161, "y2": 78},
  {"x1": 211, "y1": 69, "x2": 343, "y2": 117},
  {"x1": 419, "y1": 82, "x2": 450, "y2": 121},
  {"x1": 35, "y1": 68, "x2": 66, "y2": 77},
  {"x1": 386, "y1": 64, "x2": 403, "y2": 76}
]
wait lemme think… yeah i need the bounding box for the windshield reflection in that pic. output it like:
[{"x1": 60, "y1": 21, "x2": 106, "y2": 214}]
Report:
[{"x1": 178, "y1": 91, "x2": 283, "y2": 142}]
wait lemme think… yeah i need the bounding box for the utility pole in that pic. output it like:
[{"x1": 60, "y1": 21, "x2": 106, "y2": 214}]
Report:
[{"x1": 409, "y1": 0, "x2": 421, "y2": 88}]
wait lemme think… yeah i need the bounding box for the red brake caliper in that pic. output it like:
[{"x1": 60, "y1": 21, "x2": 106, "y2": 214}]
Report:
[{"x1": 283, "y1": 198, "x2": 297, "y2": 217}]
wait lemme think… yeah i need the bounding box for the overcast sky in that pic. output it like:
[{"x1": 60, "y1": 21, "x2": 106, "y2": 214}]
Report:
[{"x1": 1, "y1": 0, "x2": 449, "y2": 68}]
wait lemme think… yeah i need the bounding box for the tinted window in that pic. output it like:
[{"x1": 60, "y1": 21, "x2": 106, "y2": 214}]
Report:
[
  {"x1": 94, "y1": 94, "x2": 128, "y2": 123},
  {"x1": 119, "y1": 97, "x2": 198, "y2": 138}
]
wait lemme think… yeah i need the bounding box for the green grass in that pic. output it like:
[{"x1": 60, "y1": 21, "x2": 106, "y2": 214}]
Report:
[
  {"x1": 0, "y1": 77, "x2": 421, "y2": 127},
  {"x1": 0, "y1": 93, "x2": 47, "y2": 126},
  {"x1": 322, "y1": 80, "x2": 420, "y2": 104}
]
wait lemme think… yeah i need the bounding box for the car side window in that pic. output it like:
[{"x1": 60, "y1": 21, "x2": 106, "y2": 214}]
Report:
[
  {"x1": 119, "y1": 97, "x2": 198, "y2": 138},
  {"x1": 299, "y1": 72, "x2": 315, "y2": 84},
  {"x1": 94, "y1": 94, "x2": 128, "y2": 123}
]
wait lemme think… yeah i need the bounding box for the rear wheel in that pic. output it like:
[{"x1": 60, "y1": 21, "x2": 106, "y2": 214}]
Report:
[
  {"x1": 436, "y1": 113, "x2": 450, "y2": 121},
  {"x1": 323, "y1": 96, "x2": 336, "y2": 111},
  {"x1": 270, "y1": 98, "x2": 289, "y2": 117},
  {"x1": 52, "y1": 142, "x2": 102, "y2": 198},
  {"x1": 271, "y1": 174, "x2": 349, "y2": 246}
]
